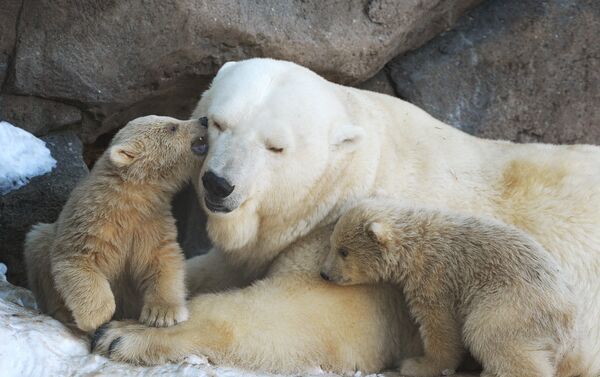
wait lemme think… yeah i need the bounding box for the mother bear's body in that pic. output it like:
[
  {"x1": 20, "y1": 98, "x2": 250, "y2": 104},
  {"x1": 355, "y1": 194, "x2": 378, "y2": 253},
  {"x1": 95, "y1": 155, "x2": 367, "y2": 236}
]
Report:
[{"x1": 95, "y1": 59, "x2": 600, "y2": 375}]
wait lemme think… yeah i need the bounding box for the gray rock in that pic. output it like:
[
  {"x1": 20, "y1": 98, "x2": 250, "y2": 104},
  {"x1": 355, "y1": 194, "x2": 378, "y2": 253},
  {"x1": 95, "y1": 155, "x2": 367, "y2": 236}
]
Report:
[
  {"x1": 0, "y1": 95, "x2": 81, "y2": 136},
  {"x1": 0, "y1": 131, "x2": 88, "y2": 287},
  {"x1": 6, "y1": 0, "x2": 480, "y2": 142},
  {"x1": 0, "y1": 0, "x2": 22, "y2": 87},
  {"x1": 356, "y1": 69, "x2": 397, "y2": 97},
  {"x1": 388, "y1": 0, "x2": 600, "y2": 144}
]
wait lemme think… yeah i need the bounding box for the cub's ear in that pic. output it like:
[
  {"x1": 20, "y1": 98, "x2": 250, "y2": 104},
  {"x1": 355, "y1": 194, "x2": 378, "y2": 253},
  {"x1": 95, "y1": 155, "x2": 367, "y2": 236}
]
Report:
[
  {"x1": 109, "y1": 143, "x2": 139, "y2": 167},
  {"x1": 366, "y1": 222, "x2": 392, "y2": 246},
  {"x1": 331, "y1": 123, "x2": 365, "y2": 147}
]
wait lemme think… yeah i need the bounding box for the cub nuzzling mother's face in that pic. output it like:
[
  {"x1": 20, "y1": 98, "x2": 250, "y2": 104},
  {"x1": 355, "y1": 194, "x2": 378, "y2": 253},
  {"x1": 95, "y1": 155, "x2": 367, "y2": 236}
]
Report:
[
  {"x1": 192, "y1": 59, "x2": 367, "y2": 254},
  {"x1": 109, "y1": 115, "x2": 208, "y2": 188}
]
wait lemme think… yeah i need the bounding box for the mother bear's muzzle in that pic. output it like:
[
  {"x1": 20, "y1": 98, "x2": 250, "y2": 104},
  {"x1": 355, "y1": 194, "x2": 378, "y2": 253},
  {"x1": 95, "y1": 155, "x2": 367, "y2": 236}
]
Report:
[{"x1": 202, "y1": 170, "x2": 235, "y2": 212}]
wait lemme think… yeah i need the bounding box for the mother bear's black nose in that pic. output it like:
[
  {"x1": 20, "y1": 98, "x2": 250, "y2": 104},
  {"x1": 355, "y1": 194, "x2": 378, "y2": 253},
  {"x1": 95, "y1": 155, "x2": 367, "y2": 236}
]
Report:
[
  {"x1": 320, "y1": 272, "x2": 330, "y2": 281},
  {"x1": 202, "y1": 171, "x2": 235, "y2": 198}
]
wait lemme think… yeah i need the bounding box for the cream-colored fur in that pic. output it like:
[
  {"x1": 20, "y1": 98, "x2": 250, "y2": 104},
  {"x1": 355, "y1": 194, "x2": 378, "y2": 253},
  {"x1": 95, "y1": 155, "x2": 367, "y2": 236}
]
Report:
[
  {"x1": 322, "y1": 198, "x2": 580, "y2": 377},
  {"x1": 92, "y1": 59, "x2": 600, "y2": 376},
  {"x1": 24, "y1": 116, "x2": 207, "y2": 332}
]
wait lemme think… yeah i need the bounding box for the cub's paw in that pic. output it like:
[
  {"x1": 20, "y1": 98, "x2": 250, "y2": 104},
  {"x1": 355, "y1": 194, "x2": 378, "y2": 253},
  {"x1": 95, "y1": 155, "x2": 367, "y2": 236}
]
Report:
[
  {"x1": 72, "y1": 296, "x2": 116, "y2": 333},
  {"x1": 91, "y1": 320, "x2": 183, "y2": 364},
  {"x1": 400, "y1": 357, "x2": 454, "y2": 377},
  {"x1": 140, "y1": 302, "x2": 189, "y2": 327}
]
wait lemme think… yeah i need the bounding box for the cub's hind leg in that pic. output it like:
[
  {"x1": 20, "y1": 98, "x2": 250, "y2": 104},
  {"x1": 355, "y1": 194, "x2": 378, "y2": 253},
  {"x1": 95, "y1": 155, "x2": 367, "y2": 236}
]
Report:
[
  {"x1": 24, "y1": 223, "x2": 72, "y2": 323},
  {"x1": 465, "y1": 309, "x2": 554, "y2": 377}
]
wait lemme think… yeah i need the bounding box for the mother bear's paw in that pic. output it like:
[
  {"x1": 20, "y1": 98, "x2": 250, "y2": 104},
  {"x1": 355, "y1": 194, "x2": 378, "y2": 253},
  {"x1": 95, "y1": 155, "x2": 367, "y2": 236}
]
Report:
[{"x1": 91, "y1": 320, "x2": 185, "y2": 365}]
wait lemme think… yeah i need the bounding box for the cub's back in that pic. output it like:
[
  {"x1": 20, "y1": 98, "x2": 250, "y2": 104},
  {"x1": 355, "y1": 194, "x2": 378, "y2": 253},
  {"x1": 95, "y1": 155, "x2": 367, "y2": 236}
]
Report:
[{"x1": 391, "y1": 206, "x2": 566, "y2": 304}]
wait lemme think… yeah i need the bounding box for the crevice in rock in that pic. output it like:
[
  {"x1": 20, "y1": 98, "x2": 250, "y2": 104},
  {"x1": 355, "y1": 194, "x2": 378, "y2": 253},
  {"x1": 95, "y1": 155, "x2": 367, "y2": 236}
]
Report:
[
  {"x1": 82, "y1": 128, "x2": 118, "y2": 169},
  {"x1": 1, "y1": 0, "x2": 25, "y2": 93},
  {"x1": 382, "y1": 64, "x2": 406, "y2": 100}
]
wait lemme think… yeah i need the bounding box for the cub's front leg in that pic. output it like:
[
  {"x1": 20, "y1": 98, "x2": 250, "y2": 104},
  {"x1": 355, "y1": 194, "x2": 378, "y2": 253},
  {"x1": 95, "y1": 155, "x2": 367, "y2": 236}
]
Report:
[
  {"x1": 400, "y1": 302, "x2": 464, "y2": 377},
  {"x1": 138, "y1": 241, "x2": 188, "y2": 327},
  {"x1": 52, "y1": 256, "x2": 116, "y2": 332}
]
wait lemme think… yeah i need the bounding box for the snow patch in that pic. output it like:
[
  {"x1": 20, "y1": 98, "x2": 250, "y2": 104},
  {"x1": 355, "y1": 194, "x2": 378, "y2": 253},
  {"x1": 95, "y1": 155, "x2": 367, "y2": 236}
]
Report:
[{"x1": 0, "y1": 121, "x2": 56, "y2": 195}]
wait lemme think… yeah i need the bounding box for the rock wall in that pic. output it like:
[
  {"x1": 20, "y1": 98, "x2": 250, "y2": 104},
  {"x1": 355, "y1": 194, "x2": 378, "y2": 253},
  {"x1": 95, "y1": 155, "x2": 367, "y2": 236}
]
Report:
[
  {"x1": 1, "y1": 0, "x2": 481, "y2": 143},
  {"x1": 1, "y1": 0, "x2": 599, "y2": 287},
  {"x1": 388, "y1": 0, "x2": 600, "y2": 144}
]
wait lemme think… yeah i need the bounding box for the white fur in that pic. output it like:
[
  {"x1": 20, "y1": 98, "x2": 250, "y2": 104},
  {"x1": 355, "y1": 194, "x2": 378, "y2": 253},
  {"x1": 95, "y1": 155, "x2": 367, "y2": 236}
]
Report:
[{"x1": 95, "y1": 59, "x2": 600, "y2": 375}]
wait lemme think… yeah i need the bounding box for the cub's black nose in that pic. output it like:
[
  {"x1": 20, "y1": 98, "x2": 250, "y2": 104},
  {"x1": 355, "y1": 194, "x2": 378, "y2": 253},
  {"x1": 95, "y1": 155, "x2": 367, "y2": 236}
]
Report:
[
  {"x1": 202, "y1": 171, "x2": 234, "y2": 198},
  {"x1": 320, "y1": 272, "x2": 330, "y2": 281}
]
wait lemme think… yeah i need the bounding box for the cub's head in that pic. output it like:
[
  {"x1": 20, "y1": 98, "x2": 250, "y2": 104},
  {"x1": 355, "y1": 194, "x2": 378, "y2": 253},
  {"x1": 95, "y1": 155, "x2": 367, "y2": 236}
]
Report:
[
  {"x1": 192, "y1": 59, "x2": 367, "y2": 254},
  {"x1": 107, "y1": 115, "x2": 208, "y2": 188},
  {"x1": 321, "y1": 201, "x2": 397, "y2": 285}
]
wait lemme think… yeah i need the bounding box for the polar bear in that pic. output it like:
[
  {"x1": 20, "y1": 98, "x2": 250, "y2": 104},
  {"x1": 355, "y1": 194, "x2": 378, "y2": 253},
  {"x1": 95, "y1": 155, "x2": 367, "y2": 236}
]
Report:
[
  {"x1": 25, "y1": 116, "x2": 208, "y2": 332},
  {"x1": 93, "y1": 58, "x2": 600, "y2": 375},
  {"x1": 323, "y1": 198, "x2": 579, "y2": 377}
]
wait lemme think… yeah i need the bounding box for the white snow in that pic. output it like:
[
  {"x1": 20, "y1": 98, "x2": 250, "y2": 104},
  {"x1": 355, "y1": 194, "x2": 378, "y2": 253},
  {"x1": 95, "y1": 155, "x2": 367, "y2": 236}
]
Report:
[{"x1": 0, "y1": 121, "x2": 56, "y2": 195}]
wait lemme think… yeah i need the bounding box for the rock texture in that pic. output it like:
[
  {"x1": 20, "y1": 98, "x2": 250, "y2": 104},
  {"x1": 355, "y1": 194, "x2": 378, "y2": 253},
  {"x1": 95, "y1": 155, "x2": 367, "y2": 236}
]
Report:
[
  {"x1": 2, "y1": 0, "x2": 480, "y2": 142},
  {"x1": 0, "y1": 0, "x2": 21, "y2": 87},
  {"x1": 356, "y1": 69, "x2": 397, "y2": 97},
  {"x1": 0, "y1": 95, "x2": 81, "y2": 135},
  {"x1": 0, "y1": 132, "x2": 88, "y2": 287},
  {"x1": 388, "y1": 0, "x2": 600, "y2": 144}
]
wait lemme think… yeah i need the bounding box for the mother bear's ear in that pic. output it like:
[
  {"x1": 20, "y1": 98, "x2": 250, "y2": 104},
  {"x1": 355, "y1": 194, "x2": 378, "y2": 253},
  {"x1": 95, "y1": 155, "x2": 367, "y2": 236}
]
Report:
[{"x1": 330, "y1": 123, "x2": 365, "y2": 148}]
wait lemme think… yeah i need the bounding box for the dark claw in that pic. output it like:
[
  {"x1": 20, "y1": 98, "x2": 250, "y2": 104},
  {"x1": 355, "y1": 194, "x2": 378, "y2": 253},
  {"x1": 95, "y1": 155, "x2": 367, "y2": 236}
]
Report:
[
  {"x1": 108, "y1": 337, "x2": 122, "y2": 357},
  {"x1": 91, "y1": 323, "x2": 110, "y2": 351}
]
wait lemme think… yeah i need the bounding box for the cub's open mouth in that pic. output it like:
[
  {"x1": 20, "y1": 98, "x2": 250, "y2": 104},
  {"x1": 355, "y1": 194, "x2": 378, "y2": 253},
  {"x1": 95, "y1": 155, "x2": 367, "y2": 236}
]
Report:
[
  {"x1": 204, "y1": 196, "x2": 233, "y2": 213},
  {"x1": 191, "y1": 137, "x2": 208, "y2": 156}
]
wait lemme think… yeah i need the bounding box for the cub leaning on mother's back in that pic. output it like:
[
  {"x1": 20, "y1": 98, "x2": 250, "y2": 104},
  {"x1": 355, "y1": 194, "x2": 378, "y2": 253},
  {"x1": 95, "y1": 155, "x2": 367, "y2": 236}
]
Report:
[
  {"x1": 24, "y1": 115, "x2": 208, "y2": 332},
  {"x1": 322, "y1": 198, "x2": 580, "y2": 377}
]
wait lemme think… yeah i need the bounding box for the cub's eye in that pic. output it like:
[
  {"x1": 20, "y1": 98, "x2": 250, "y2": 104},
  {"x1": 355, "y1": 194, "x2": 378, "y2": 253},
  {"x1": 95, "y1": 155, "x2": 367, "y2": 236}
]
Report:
[
  {"x1": 267, "y1": 146, "x2": 284, "y2": 153},
  {"x1": 169, "y1": 124, "x2": 178, "y2": 132},
  {"x1": 213, "y1": 121, "x2": 224, "y2": 132},
  {"x1": 339, "y1": 248, "x2": 349, "y2": 258}
]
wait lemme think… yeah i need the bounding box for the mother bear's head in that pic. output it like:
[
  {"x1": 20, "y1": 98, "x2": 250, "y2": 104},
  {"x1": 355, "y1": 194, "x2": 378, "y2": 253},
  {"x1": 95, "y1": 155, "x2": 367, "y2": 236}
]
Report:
[{"x1": 191, "y1": 59, "x2": 374, "y2": 262}]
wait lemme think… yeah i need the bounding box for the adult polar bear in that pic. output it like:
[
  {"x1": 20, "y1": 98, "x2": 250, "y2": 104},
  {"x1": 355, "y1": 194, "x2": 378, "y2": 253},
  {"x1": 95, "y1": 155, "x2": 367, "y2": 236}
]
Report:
[{"x1": 94, "y1": 58, "x2": 600, "y2": 375}]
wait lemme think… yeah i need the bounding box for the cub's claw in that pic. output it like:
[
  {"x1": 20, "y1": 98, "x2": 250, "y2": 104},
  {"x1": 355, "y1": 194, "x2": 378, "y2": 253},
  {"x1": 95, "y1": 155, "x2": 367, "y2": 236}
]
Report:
[{"x1": 140, "y1": 303, "x2": 189, "y2": 327}]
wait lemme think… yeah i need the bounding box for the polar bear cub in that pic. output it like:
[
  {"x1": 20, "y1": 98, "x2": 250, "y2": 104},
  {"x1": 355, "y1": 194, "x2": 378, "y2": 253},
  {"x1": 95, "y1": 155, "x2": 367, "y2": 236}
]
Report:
[
  {"x1": 24, "y1": 115, "x2": 208, "y2": 332},
  {"x1": 321, "y1": 198, "x2": 578, "y2": 377}
]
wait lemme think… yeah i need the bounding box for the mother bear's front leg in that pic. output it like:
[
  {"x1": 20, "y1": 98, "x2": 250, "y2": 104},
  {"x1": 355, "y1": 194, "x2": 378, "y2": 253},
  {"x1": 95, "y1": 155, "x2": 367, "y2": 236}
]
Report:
[{"x1": 92, "y1": 275, "x2": 421, "y2": 373}]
